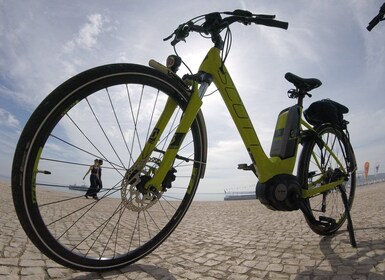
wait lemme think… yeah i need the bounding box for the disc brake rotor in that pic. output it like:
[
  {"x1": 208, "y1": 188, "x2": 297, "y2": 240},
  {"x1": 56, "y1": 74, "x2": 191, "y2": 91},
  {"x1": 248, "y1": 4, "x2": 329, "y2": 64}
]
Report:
[{"x1": 121, "y1": 157, "x2": 163, "y2": 212}]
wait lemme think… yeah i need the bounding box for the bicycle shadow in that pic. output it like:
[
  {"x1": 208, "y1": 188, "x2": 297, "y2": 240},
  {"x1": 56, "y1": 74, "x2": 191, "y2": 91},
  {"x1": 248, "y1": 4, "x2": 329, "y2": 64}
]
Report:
[
  {"x1": 71, "y1": 263, "x2": 177, "y2": 280},
  {"x1": 295, "y1": 226, "x2": 385, "y2": 279}
]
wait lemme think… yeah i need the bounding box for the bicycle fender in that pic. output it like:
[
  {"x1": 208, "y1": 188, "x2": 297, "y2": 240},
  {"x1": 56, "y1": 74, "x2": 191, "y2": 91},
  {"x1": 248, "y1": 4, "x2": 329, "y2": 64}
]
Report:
[
  {"x1": 149, "y1": 59, "x2": 191, "y2": 94},
  {"x1": 301, "y1": 129, "x2": 323, "y2": 150}
]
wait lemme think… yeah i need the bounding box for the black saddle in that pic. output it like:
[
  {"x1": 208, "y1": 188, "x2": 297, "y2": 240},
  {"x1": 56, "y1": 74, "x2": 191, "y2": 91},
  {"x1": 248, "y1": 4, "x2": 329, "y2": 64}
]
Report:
[{"x1": 285, "y1": 72, "x2": 322, "y2": 92}]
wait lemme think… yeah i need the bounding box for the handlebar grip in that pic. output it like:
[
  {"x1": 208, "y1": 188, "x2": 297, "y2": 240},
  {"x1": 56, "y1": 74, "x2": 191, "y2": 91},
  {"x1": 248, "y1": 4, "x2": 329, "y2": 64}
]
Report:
[
  {"x1": 253, "y1": 18, "x2": 289, "y2": 30},
  {"x1": 367, "y1": 2, "x2": 385, "y2": 31},
  {"x1": 367, "y1": 16, "x2": 380, "y2": 31}
]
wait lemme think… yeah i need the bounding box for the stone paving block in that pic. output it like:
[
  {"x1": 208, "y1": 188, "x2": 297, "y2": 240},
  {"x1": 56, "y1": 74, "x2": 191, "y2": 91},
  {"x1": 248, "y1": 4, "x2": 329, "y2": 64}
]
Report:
[
  {"x1": 1, "y1": 182, "x2": 385, "y2": 279},
  {"x1": 47, "y1": 267, "x2": 73, "y2": 279},
  {"x1": 20, "y1": 266, "x2": 46, "y2": 277}
]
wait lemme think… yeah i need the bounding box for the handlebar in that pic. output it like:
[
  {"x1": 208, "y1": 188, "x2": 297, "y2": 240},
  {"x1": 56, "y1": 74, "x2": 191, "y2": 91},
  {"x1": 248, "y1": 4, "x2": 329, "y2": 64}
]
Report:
[
  {"x1": 164, "y1": 9, "x2": 288, "y2": 47},
  {"x1": 367, "y1": 2, "x2": 385, "y2": 31}
]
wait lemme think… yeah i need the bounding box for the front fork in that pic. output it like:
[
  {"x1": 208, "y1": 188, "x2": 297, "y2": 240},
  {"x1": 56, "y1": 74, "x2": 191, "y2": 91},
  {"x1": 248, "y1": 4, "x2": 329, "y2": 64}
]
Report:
[
  {"x1": 144, "y1": 89, "x2": 202, "y2": 193},
  {"x1": 125, "y1": 67, "x2": 212, "y2": 194}
]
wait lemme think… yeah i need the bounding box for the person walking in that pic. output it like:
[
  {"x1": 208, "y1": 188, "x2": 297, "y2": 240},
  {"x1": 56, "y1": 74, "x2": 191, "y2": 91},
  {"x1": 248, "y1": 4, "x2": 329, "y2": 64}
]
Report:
[
  {"x1": 97, "y1": 159, "x2": 103, "y2": 194},
  {"x1": 83, "y1": 159, "x2": 100, "y2": 200}
]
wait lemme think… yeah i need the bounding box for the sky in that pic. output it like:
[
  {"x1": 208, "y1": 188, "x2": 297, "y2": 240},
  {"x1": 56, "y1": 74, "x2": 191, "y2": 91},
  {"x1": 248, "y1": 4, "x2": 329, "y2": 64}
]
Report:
[{"x1": 1, "y1": 0, "x2": 385, "y2": 196}]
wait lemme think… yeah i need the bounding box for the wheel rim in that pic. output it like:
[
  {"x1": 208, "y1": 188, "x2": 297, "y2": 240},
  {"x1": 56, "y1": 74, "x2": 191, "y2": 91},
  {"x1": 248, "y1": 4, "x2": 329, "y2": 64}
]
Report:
[
  {"x1": 304, "y1": 127, "x2": 355, "y2": 233},
  {"x1": 20, "y1": 71, "x2": 203, "y2": 269}
]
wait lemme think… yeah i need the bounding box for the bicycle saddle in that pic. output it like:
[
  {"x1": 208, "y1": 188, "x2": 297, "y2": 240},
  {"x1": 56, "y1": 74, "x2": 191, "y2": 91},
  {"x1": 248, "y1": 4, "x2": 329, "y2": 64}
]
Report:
[{"x1": 285, "y1": 72, "x2": 322, "y2": 92}]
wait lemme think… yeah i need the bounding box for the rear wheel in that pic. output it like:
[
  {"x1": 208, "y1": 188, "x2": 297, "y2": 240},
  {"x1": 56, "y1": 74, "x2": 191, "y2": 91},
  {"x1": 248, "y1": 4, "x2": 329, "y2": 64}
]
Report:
[
  {"x1": 298, "y1": 124, "x2": 356, "y2": 235},
  {"x1": 12, "y1": 63, "x2": 207, "y2": 271}
]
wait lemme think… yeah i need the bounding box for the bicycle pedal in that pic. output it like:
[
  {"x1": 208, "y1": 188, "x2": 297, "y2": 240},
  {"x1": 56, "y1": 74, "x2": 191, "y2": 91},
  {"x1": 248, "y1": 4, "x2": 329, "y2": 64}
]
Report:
[
  {"x1": 238, "y1": 163, "x2": 253, "y2": 171},
  {"x1": 319, "y1": 216, "x2": 336, "y2": 226}
]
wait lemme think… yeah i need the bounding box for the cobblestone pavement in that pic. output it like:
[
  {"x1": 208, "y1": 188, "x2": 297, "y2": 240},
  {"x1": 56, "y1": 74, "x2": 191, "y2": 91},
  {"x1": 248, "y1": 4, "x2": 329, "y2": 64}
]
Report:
[{"x1": 1, "y1": 181, "x2": 385, "y2": 279}]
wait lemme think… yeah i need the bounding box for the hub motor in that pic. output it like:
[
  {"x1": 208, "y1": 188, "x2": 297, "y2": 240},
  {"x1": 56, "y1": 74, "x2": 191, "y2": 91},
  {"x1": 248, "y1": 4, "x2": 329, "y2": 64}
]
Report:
[{"x1": 256, "y1": 174, "x2": 301, "y2": 211}]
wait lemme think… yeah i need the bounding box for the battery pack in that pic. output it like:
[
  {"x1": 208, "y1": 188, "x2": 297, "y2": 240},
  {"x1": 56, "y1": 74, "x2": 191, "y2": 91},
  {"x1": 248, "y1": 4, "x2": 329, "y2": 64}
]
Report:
[{"x1": 270, "y1": 105, "x2": 300, "y2": 159}]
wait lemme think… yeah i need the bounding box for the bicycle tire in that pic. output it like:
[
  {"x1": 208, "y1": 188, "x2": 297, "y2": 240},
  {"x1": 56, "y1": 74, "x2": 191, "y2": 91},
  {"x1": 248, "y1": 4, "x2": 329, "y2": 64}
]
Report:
[
  {"x1": 298, "y1": 124, "x2": 356, "y2": 235},
  {"x1": 12, "y1": 63, "x2": 207, "y2": 271}
]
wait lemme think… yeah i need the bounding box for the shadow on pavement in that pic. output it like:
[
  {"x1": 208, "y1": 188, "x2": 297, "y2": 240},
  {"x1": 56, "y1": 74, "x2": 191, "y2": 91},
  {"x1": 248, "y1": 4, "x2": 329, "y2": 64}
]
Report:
[{"x1": 295, "y1": 227, "x2": 385, "y2": 279}]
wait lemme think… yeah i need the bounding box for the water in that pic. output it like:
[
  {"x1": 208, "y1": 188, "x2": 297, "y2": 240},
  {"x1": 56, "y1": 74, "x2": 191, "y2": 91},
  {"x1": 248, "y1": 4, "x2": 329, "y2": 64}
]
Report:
[
  {"x1": 193, "y1": 192, "x2": 226, "y2": 201},
  {"x1": 0, "y1": 174, "x2": 11, "y2": 184}
]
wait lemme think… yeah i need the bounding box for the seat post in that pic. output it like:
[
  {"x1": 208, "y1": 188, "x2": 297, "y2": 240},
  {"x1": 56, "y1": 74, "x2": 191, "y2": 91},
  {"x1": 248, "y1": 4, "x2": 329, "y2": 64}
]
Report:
[{"x1": 297, "y1": 91, "x2": 305, "y2": 108}]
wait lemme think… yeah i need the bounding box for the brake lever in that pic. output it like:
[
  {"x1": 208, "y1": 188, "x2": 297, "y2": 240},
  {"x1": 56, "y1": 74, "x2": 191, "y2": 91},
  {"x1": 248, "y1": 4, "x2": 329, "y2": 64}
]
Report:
[
  {"x1": 163, "y1": 33, "x2": 174, "y2": 41},
  {"x1": 231, "y1": 9, "x2": 253, "y2": 17},
  {"x1": 164, "y1": 22, "x2": 191, "y2": 45}
]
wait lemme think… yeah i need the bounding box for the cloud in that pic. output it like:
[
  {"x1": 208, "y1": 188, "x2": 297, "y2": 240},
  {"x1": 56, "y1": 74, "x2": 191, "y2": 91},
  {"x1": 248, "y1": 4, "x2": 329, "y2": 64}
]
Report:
[
  {"x1": 2, "y1": 0, "x2": 385, "y2": 192},
  {"x1": 0, "y1": 108, "x2": 20, "y2": 128},
  {"x1": 63, "y1": 14, "x2": 106, "y2": 52}
]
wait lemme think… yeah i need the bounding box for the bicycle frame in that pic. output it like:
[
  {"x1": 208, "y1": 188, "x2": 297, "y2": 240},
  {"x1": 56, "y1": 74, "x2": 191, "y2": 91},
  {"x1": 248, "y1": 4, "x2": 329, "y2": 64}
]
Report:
[
  {"x1": 142, "y1": 46, "x2": 346, "y2": 198},
  {"x1": 199, "y1": 47, "x2": 297, "y2": 182}
]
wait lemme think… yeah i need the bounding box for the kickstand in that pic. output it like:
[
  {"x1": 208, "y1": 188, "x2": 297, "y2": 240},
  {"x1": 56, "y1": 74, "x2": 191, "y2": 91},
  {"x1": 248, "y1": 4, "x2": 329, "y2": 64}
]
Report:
[{"x1": 339, "y1": 186, "x2": 357, "y2": 248}]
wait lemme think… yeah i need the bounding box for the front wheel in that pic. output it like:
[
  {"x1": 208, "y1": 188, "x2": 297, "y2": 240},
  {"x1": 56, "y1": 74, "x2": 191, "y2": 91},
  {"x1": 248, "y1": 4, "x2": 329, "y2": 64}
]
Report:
[
  {"x1": 12, "y1": 63, "x2": 207, "y2": 271},
  {"x1": 298, "y1": 124, "x2": 356, "y2": 235}
]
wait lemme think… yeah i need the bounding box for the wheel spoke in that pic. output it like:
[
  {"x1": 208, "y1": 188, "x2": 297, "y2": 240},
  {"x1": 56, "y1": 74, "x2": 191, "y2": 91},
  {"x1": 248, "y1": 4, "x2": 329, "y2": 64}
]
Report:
[
  {"x1": 299, "y1": 126, "x2": 356, "y2": 235},
  {"x1": 85, "y1": 97, "x2": 126, "y2": 169},
  {"x1": 13, "y1": 65, "x2": 204, "y2": 271},
  {"x1": 126, "y1": 84, "x2": 144, "y2": 163},
  {"x1": 106, "y1": 88, "x2": 134, "y2": 165}
]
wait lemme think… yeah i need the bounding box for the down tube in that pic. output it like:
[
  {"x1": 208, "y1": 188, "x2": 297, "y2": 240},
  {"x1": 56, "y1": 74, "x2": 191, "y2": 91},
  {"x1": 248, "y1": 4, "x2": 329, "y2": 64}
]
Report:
[{"x1": 199, "y1": 48, "x2": 296, "y2": 182}]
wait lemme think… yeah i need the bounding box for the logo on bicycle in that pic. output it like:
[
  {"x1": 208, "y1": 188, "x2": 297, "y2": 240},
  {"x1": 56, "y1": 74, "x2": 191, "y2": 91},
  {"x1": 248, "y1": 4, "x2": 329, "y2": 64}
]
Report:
[
  {"x1": 148, "y1": 128, "x2": 160, "y2": 144},
  {"x1": 170, "y1": 133, "x2": 185, "y2": 149}
]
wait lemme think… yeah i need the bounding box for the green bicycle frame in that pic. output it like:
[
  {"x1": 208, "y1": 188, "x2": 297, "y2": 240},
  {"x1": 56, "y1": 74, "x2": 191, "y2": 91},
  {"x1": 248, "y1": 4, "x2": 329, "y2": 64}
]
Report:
[
  {"x1": 198, "y1": 47, "x2": 297, "y2": 183},
  {"x1": 142, "y1": 46, "x2": 346, "y2": 198}
]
